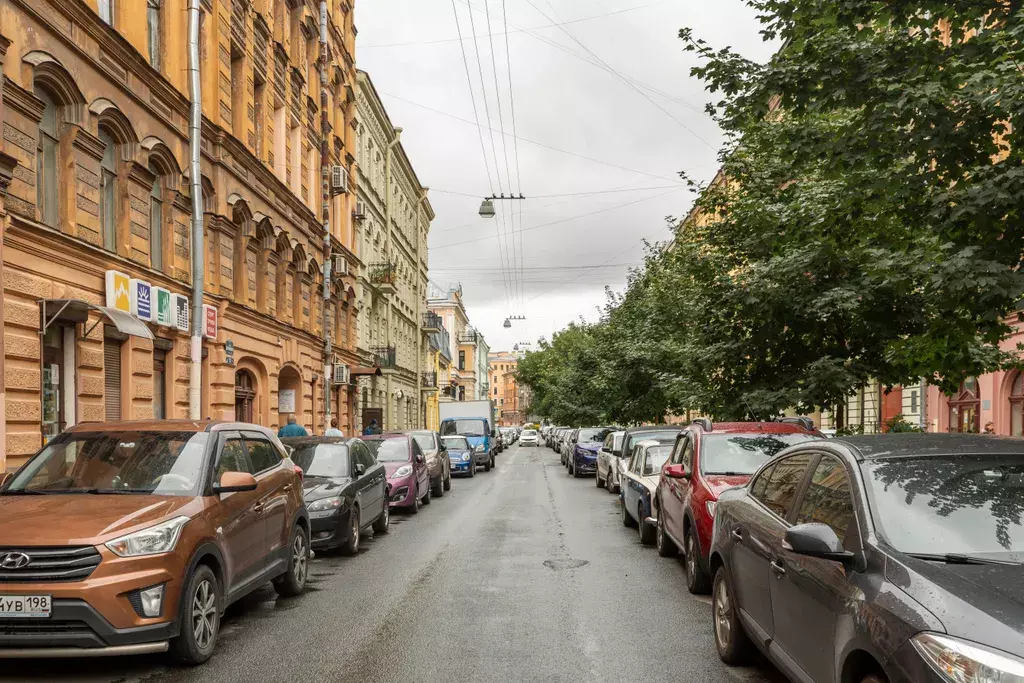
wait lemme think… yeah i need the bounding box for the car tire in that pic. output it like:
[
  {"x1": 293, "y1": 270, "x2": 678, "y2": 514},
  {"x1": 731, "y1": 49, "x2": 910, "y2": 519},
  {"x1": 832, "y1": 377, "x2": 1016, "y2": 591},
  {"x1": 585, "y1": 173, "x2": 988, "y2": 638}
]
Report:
[
  {"x1": 713, "y1": 566, "x2": 754, "y2": 665},
  {"x1": 606, "y1": 471, "x2": 616, "y2": 494},
  {"x1": 656, "y1": 513, "x2": 678, "y2": 557},
  {"x1": 596, "y1": 469, "x2": 605, "y2": 488},
  {"x1": 341, "y1": 506, "x2": 360, "y2": 556},
  {"x1": 432, "y1": 476, "x2": 444, "y2": 498},
  {"x1": 860, "y1": 676, "x2": 888, "y2": 683},
  {"x1": 490, "y1": 455, "x2": 496, "y2": 470},
  {"x1": 573, "y1": 463, "x2": 583, "y2": 479},
  {"x1": 410, "y1": 486, "x2": 421, "y2": 514},
  {"x1": 685, "y1": 530, "x2": 711, "y2": 594},
  {"x1": 171, "y1": 564, "x2": 220, "y2": 665},
  {"x1": 484, "y1": 458, "x2": 492, "y2": 472},
  {"x1": 443, "y1": 473, "x2": 452, "y2": 491},
  {"x1": 639, "y1": 504, "x2": 656, "y2": 545},
  {"x1": 372, "y1": 500, "x2": 390, "y2": 534},
  {"x1": 422, "y1": 481, "x2": 432, "y2": 505},
  {"x1": 273, "y1": 524, "x2": 309, "y2": 598},
  {"x1": 468, "y1": 463, "x2": 477, "y2": 478},
  {"x1": 621, "y1": 498, "x2": 636, "y2": 527}
]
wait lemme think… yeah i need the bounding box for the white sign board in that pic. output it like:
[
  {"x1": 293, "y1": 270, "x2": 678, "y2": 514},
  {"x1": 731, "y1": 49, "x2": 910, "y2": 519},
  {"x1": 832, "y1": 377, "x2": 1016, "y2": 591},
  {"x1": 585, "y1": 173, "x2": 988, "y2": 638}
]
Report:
[{"x1": 278, "y1": 389, "x2": 296, "y2": 414}]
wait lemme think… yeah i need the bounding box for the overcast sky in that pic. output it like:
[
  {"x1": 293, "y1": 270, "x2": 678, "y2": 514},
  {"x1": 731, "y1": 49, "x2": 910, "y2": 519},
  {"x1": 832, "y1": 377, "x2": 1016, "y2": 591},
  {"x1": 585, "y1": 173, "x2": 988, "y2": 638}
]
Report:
[{"x1": 355, "y1": 0, "x2": 776, "y2": 352}]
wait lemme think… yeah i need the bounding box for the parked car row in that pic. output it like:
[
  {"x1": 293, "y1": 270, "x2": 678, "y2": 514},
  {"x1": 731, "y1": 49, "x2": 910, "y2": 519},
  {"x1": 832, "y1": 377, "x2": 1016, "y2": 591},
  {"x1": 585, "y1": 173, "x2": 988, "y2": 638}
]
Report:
[
  {"x1": 542, "y1": 420, "x2": 1024, "y2": 683},
  {"x1": 0, "y1": 419, "x2": 492, "y2": 665}
]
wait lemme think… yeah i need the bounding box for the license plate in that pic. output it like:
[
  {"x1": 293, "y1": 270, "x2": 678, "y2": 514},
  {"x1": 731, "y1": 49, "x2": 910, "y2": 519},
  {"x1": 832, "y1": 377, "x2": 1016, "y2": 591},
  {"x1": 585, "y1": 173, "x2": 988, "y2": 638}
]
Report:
[{"x1": 0, "y1": 595, "x2": 51, "y2": 618}]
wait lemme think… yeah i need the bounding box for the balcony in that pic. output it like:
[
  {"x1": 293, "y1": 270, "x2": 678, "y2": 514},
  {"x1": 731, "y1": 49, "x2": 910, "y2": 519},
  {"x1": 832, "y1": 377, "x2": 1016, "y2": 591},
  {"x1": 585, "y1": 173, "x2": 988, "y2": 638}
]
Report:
[
  {"x1": 458, "y1": 331, "x2": 479, "y2": 344},
  {"x1": 371, "y1": 345, "x2": 397, "y2": 373},
  {"x1": 369, "y1": 262, "x2": 397, "y2": 295},
  {"x1": 422, "y1": 312, "x2": 442, "y2": 333},
  {"x1": 422, "y1": 372, "x2": 438, "y2": 390}
]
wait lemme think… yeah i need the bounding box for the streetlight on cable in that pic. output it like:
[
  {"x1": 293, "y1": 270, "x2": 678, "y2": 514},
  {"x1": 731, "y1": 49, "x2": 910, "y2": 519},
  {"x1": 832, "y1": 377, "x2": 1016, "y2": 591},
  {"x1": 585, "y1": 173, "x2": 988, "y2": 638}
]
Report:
[
  {"x1": 479, "y1": 193, "x2": 527, "y2": 218},
  {"x1": 503, "y1": 315, "x2": 526, "y2": 328}
]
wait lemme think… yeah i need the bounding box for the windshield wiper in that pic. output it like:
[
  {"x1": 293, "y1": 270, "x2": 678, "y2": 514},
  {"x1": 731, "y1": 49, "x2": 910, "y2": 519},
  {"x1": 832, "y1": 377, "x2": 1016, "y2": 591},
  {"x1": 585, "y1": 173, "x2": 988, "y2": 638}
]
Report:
[
  {"x1": 1, "y1": 489, "x2": 52, "y2": 495},
  {"x1": 905, "y1": 552, "x2": 1021, "y2": 566}
]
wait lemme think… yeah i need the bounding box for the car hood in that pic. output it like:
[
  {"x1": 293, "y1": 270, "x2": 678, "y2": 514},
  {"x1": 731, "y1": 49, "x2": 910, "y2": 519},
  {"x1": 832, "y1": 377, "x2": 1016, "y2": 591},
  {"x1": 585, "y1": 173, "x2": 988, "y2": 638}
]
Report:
[
  {"x1": 302, "y1": 476, "x2": 350, "y2": 501},
  {"x1": 0, "y1": 495, "x2": 200, "y2": 545},
  {"x1": 702, "y1": 474, "x2": 751, "y2": 498},
  {"x1": 447, "y1": 449, "x2": 471, "y2": 459},
  {"x1": 383, "y1": 461, "x2": 413, "y2": 477},
  {"x1": 465, "y1": 435, "x2": 488, "y2": 450},
  {"x1": 576, "y1": 444, "x2": 601, "y2": 453},
  {"x1": 891, "y1": 557, "x2": 1024, "y2": 657}
]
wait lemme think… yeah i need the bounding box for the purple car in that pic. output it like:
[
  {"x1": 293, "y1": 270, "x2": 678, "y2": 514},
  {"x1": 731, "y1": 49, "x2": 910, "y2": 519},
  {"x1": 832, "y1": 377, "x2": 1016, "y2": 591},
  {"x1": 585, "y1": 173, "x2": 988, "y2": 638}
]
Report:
[{"x1": 363, "y1": 434, "x2": 431, "y2": 513}]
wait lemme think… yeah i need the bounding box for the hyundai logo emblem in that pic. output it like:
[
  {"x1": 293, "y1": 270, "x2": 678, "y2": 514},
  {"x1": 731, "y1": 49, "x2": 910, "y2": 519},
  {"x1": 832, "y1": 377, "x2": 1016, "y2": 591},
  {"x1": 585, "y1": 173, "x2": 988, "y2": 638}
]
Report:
[{"x1": 0, "y1": 553, "x2": 30, "y2": 570}]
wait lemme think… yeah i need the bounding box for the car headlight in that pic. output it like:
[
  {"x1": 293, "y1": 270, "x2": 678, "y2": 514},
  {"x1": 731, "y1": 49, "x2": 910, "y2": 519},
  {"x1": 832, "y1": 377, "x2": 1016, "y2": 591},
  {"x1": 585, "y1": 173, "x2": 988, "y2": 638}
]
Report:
[
  {"x1": 913, "y1": 633, "x2": 1024, "y2": 683},
  {"x1": 706, "y1": 500, "x2": 717, "y2": 518},
  {"x1": 307, "y1": 496, "x2": 344, "y2": 512},
  {"x1": 394, "y1": 464, "x2": 413, "y2": 478},
  {"x1": 474, "y1": 445, "x2": 485, "y2": 453},
  {"x1": 105, "y1": 516, "x2": 190, "y2": 557},
  {"x1": 461, "y1": 453, "x2": 471, "y2": 462}
]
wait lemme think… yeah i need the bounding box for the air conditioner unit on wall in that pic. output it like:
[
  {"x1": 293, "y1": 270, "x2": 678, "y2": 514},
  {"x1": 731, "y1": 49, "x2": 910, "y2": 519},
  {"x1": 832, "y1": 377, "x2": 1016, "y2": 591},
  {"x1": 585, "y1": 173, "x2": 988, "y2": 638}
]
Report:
[
  {"x1": 333, "y1": 364, "x2": 350, "y2": 385},
  {"x1": 332, "y1": 254, "x2": 349, "y2": 278},
  {"x1": 353, "y1": 201, "x2": 367, "y2": 221},
  {"x1": 330, "y1": 166, "x2": 349, "y2": 195}
]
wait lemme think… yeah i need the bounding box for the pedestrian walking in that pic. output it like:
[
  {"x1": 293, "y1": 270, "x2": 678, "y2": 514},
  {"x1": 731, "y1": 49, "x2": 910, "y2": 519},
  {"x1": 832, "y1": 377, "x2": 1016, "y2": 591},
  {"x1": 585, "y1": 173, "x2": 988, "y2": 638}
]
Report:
[
  {"x1": 278, "y1": 415, "x2": 309, "y2": 438},
  {"x1": 325, "y1": 418, "x2": 344, "y2": 437},
  {"x1": 363, "y1": 419, "x2": 381, "y2": 436}
]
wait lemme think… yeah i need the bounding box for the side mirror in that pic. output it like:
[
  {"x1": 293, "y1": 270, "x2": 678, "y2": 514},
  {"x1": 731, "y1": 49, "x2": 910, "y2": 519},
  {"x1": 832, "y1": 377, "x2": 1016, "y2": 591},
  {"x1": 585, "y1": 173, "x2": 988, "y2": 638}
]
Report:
[
  {"x1": 354, "y1": 463, "x2": 366, "y2": 476},
  {"x1": 784, "y1": 523, "x2": 855, "y2": 563},
  {"x1": 213, "y1": 471, "x2": 258, "y2": 494},
  {"x1": 664, "y1": 464, "x2": 688, "y2": 479},
  {"x1": 415, "y1": 454, "x2": 425, "y2": 464}
]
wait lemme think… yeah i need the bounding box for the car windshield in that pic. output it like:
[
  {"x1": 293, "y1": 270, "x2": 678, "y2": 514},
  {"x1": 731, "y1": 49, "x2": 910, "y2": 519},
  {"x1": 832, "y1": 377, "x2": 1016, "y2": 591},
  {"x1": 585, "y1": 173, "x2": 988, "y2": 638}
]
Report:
[
  {"x1": 522, "y1": 430, "x2": 537, "y2": 437},
  {"x1": 701, "y1": 433, "x2": 819, "y2": 475},
  {"x1": 644, "y1": 446, "x2": 672, "y2": 475},
  {"x1": 862, "y1": 455, "x2": 1024, "y2": 561},
  {"x1": 411, "y1": 433, "x2": 436, "y2": 453},
  {"x1": 442, "y1": 420, "x2": 486, "y2": 437},
  {"x1": 364, "y1": 437, "x2": 410, "y2": 462},
  {"x1": 442, "y1": 436, "x2": 470, "y2": 450},
  {"x1": 5, "y1": 431, "x2": 210, "y2": 496},
  {"x1": 578, "y1": 428, "x2": 613, "y2": 443},
  {"x1": 290, "y1": 443, "x2": 349, "y2": 478}
]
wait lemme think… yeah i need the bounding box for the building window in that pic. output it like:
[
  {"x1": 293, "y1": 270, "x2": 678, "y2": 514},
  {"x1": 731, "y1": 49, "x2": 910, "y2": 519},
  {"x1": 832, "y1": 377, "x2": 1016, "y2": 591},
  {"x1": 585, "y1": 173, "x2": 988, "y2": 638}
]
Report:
[
  {"x1": 153, "y1": 348, "x2": 167, "y2": 419},
  {"x1": 42, "y1": 325, "x2": 75, "y2": 443},
  {"x1": 149, "y1": 162, "x2": 163, "y2": 271},
  {"x1": 459, "y1": 350, "x2": 465, "y2": 370},
  {"x1": 1011, "y1": 373, "x2": 1024, "y2": 437},
  {"x1": 235, "y1": 369, "x2": 256, "y2": 423},
  {"x1": 99, "y1": 0, "x2": 115, "y2": 25},
  {"x1": 230, "y1": 45, "x2": 245, "y2": 139},
  {"x1": 104, "y1": 334, "x2": 123, "y2": 421},
  {"x1": 99, "y1": 129, "x2": 118, "y2": 252},
  {"x1": 948, "y1": 377, "x2": 981, "y2": 433},
  {"x1": 910, "y1": 390, "x2": 918, "y2": 414},
  {"x1": 147, "y1": 0, "x2": 161, "y2": 71},
  {"x1": 254, "y1": 73, "x2": 266, "y2": 159},
  {"x1": 35, "y1": 88, "x2": 59, "y2": 228}
]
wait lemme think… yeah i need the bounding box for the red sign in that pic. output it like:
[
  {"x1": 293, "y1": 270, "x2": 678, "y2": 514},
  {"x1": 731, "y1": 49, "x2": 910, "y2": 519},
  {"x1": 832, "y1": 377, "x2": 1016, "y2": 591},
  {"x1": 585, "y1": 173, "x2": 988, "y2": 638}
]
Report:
[{"x1": 203, "y1": 304, "x2": 218, "y2": 339}]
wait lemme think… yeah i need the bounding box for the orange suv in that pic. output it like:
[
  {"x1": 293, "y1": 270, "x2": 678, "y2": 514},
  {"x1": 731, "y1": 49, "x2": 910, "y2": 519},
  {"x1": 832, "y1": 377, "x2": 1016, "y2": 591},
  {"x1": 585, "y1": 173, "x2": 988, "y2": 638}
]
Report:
[{"x1": 0, "y1": 420, "x2": 310, "y2": 664}]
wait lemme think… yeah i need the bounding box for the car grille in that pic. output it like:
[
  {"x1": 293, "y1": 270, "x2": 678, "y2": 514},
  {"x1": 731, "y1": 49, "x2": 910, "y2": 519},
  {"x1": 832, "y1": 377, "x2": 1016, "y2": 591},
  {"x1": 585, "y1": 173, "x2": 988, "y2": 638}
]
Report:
[
  {"x1": 0, "y1": 620, "x2": 93, "y2": 637},
  {"x1": 0, "y1": 546, "x2": 102, "y2": 583}
]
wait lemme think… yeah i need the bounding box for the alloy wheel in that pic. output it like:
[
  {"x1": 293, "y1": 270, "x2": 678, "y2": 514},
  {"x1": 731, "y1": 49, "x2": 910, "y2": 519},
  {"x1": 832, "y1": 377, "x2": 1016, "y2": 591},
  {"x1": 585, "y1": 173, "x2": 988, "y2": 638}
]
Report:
[
  {"x1": 686, "y1": 534, "x2": 697, "y2": 579},
  {"x1": 714, "y1": 573, "x2": 732, "y2": 650},
  {"x1": 292, "y1": 532, "x2": 308, "y2": 586},
  {"x1": 350, "y1": 509, "x2": 360, "y2": 551},
  {"x1": 192, "y1": 579, "x2": 216, "y2": 650},
  {"x1": 656, "y1": 517, "x2": 664, "y2": 553}
]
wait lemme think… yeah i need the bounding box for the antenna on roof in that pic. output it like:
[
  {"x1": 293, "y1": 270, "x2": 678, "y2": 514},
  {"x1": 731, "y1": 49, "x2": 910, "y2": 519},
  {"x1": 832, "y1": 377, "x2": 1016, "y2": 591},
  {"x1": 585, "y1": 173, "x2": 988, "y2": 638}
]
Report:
[{"x1": 741, "y1": 397, "x2": 761, "y2": 423}]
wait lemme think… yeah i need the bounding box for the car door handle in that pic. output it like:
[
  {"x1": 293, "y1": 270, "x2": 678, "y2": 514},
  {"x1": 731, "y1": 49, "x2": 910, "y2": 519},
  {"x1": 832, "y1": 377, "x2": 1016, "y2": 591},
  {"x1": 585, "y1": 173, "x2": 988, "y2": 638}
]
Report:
[
  {"x1": 282, "y1": 484, "x2": 292, "y2": 492},
  {"x1": 731, "y1": 529, "x2": 743, "y2": 541},
  {"x1": 252, "y1": 502, "x2": 265, "y2": 513},
  {"x1": 770, "y1": 559, "x2": 786, "y2": 576}
]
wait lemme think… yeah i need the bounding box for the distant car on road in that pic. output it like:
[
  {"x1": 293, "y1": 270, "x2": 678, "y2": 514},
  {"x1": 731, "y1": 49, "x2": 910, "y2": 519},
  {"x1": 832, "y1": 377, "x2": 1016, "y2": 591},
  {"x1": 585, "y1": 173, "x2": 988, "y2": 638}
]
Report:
[
  {"x1": 620, "y1": 440, "x2": 673, "y2": 544},
  {"x1": 407, "y1": 430, "x2": 452, "y2": 498},
  {"x1": 596, "y1": 430, "x2": 625, "y2": 492},
  {"x1": 520, "y1": 428, "x2": 540, "y2": 447},
  {"x1": 362, "y1": 434, "x2": 431, "y2": 513},
  {"x1": 444, "y1": 435, "x2": 477, "y2": 477},
  {"x1": 653, "y1": 418, "x2": 822, "y2": 593},
  {"x1": 568, "y1": 427, "x2": 615, "y2": 477},
  {"x1": 284, "y1": 436, "x2": 390, "y2": 555},
  {"x1": 710, "y1": 434, "x2": 1024, "y2": 683}
]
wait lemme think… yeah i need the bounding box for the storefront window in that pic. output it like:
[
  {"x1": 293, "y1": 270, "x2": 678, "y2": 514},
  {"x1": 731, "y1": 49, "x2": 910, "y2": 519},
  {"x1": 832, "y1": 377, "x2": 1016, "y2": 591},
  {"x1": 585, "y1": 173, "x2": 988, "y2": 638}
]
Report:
[{"x1": 153, "y1": 349, "x2": 166, "y2": 419}]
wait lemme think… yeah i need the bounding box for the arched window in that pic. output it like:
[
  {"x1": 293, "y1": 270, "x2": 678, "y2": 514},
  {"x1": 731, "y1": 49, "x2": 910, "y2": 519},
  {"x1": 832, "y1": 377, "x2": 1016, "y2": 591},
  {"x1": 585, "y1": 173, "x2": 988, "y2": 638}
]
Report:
[
  {"x1": 99, "y1": 129, "x2": 118, "y2": 251},
  {"x1": 948, "y1": 377, "x2": 981, "y2": 433},
  {"x1": 235, "y1": 369, "x2": 256, "y2": 423},
  {"x1": 35, "y1": 88, "x2": 59, "y2": 227},
  {"x1": 148, "y1": 162, "x2": 163, "y2": 271},
  {"x1": 1011, "y1": 373, "x2": 1024, "y2": 437}
]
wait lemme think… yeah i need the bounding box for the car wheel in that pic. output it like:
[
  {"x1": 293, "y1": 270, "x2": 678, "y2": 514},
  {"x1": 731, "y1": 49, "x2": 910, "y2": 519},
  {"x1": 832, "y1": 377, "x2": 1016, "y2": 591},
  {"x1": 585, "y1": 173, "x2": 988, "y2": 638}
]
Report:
[
  {"x1": 432, "y1": 476, "x2": 444, "y2": 498},
  {"x1": 656, "y1": 513, "x2": 678, "y2": 557},
  {"x1": 484, "y1": 458, "x2": 492, "y2": 472},
  {"x1": 410, "y1": 486, "x2": 421, "y2": 514},
  {"x1": 685, "y1": 531, "x2": 711, "y2": 594},
  {"x1": 606, "y1": 471, "x2": 616, "y2": 494},
  {"x1": 596, "y1": 468, "x2": 605, "y2": 488},
  {"x1": 341, "y1": 506, "x2": 360, "y2": 556},
  {"x1": 372, "y1": 500, "x2": 390, "y2": 534},
  {"x1": 469, "y1": 463, "x2": 477, "y2": 478},
  {"x1": 422, "y1": 481, "x2": 432, "y2": 505},
  {"x1": 713, "y1": 566, "x2": 754, "y2": 665},
  {"x1": 273, "y1": 524, "x2": 309, "y2": 597},
  {"x1": 490, "y1": 455, "x2": 496, "y2": 470},
  {"x1": 621, "y1": 498, "x2": 636, "y2": 527},
  {"x1": 573, "y1": 463, "x2": 583, "y2": 478},
  {"x1": 860, "y1": 676, "x2": 888, "y2": 683},
  {"x1": 639, "y1": 504, "x2": 656, "y2": 545},
  {"x1": 443, "y1": 472, "x2": 452, "y2": 491},
  {"x1": 171, "y1": 565, "x2": 220, "y2": 665}
]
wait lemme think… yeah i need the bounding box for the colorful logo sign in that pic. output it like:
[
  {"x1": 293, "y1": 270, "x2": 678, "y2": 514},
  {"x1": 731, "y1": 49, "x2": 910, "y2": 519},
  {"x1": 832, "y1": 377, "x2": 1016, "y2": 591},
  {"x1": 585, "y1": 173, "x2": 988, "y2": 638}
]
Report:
[
  {"x1": 104, "y1": 271, "x2": 131, "y2": 312},
  {"x1": 154, "y1": 287, "x2": 172, "y2": 327},
  {"x1": 173, "y1": 294, "x2": 190, "y2": 332},
  {"x1": 130, "y1": 279, "x2": 153, "y2": 322},
  {"x1": 203, "y1": 304, "x2": 218, "y2": 339}
]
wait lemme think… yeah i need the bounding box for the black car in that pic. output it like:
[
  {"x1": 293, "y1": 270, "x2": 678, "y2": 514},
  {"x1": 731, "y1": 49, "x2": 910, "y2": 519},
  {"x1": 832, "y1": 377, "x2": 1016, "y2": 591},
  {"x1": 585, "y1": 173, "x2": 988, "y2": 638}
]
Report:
[
  {"x1": 709, "y1": 434, "x2": 1024, "y2": 683},
  {"x1": 283, "y1": 437, "x2": 389, "y2": 555}
]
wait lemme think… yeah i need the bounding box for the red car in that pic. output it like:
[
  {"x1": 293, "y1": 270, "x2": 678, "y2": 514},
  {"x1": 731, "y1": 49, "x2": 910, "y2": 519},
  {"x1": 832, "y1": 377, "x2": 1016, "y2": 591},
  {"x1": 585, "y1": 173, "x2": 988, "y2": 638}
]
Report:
[{"x1": 652, "y1": 418, "x2": 822, "y2": 594}]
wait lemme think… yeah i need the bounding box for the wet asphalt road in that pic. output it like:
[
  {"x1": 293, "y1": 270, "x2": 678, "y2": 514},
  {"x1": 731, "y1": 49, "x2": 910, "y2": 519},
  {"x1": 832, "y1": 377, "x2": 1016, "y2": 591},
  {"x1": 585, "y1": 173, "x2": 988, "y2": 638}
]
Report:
[{"x1": 5, "y1": 443, "x2": 784, "y2": 683}]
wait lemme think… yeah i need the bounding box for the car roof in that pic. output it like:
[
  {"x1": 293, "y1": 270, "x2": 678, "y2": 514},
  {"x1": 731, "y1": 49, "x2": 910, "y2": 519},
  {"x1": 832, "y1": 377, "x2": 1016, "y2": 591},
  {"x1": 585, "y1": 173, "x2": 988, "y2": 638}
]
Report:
[
  {"x1": 279, "y1": 436, "x2": 354, "y2": 446},
  {"x1": 64, "y1": 419, "x2": 268, "y2": 435},
  {"x1": 693, "y1": 421, "x2": 816, "y2": 435},
  {"x1": 635, "y1": 439, "x2": 667, "y2": 449},
  {"x1": 625, "y1": 425, "x2": 682, "y2": 435},
  {"x1": 363, "y1": 432, "x2": 409, "y2": 440},
  {"x1": 831, "y1": 433, "x2": 1024, "y2": 461}
]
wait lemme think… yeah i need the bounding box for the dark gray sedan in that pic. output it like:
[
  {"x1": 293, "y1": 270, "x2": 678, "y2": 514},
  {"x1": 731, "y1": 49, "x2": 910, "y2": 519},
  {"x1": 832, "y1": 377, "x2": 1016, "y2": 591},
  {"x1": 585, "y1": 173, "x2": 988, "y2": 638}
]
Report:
[{"x1": 709, "y1": 434, "x2": 1024, "y2": 683}]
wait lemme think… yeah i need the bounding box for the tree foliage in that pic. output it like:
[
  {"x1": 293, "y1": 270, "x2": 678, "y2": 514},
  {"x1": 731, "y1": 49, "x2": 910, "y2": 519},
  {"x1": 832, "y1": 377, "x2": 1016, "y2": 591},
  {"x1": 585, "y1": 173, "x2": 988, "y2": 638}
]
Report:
[{"x1": 518, "y1": 1, "x2": 1024, "y2": 425}]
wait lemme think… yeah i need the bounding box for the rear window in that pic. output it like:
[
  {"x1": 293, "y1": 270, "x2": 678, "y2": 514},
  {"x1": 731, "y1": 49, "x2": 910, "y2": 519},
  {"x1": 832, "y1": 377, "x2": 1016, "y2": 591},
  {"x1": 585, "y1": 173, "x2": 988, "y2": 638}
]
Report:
[
  {"x1": 411, "y1": 433, "x2": 436, "y2": 453},
  {"x1": 291, "y1": 444, "x2": 350, "y2": 478},
  {"x1": 578, "y1": 428, "x2": 614, "y2": 443},
  {"x1": 700, "y1": 433, "x2": 820, "y2": 475},
  {"x1": 442, "y1": 420, "x2": 487, "y2": 437},
  {"x1": 364, "y1": 437, "x2": 410, "y2": 462}
]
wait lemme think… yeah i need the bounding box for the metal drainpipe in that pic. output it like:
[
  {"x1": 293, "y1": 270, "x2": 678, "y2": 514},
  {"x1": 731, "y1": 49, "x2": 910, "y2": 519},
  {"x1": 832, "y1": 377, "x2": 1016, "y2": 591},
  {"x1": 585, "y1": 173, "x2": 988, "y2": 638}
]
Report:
[
  {"x1": 384, "y1": 131, "x2": 401, "y2": 429},
  {"x1": 187, "y1": 0, "x2": 204, "y2": 420},
  {"x1": 415, "y1": 192, "x2": 426, "y2": 427},
  {"x1": 319, "y1": 1, "x2": 332, "y2": 435}
]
